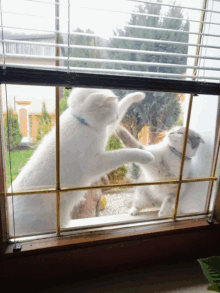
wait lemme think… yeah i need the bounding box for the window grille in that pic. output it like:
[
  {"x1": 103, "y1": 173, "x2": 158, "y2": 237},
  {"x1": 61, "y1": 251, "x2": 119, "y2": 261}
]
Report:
[{"x1": 0, "y1": 0, "x2": 220, "y2": 246}]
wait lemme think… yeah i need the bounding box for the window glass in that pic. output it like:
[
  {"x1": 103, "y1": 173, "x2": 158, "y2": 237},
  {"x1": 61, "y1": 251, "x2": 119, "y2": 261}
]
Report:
[
  {"x1": 3, "y1": 84, "x2": 217, "y2": 237},
  {"x1": 3, "y1": 84, "x2": 56, "y2": 237}
]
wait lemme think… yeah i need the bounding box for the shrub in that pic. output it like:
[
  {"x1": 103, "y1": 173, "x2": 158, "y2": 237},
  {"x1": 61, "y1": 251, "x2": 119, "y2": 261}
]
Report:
[
  {"x1": 36, "y1": 102, "x2": 51, "y2": 141},
  {"x1": 106, "y1": 135, "x2": 128, "y2": 183},
  {"x1": 59, "y1": 88, "x2": 71, "y2": 115},
  {"x1": 4, "y1": 108, "x2": 23, "y2": 151}
]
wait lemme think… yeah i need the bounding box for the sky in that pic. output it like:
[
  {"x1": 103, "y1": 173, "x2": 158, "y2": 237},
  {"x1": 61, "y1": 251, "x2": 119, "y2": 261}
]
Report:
[{"x1": 0, "y1": 0, "x2": 204, "y2": 37}]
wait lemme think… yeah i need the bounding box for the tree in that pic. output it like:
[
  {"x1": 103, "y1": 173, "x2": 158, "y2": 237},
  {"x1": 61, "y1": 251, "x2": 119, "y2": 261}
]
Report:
[
  {"x1": 107, "y1": 0, "x2": 188, "y2": 142},
  {"x1": 59, "y1": 88, "x2": 71, "y2": 115},
  {"x1": 63, "y1": 28, "x2": 102, "y2": 70},
  {"x1": 131, "y1": 91, "x2": 181, "y2": 143},
  {"x1": 4, "y1": 108, "x2": 23, "y2": 151},
  {"x1": 37, "y1": 102, "x2": 51, "y2": 141},
  {"x1": 106, "y1": 135, "x2": 128, "y2": 183}
]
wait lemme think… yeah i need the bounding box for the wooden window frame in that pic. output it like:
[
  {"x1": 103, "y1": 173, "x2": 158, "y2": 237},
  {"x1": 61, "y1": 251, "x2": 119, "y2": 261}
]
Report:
[{"x1": 0, "y1": 66, "x2": 220, "y2": 278}]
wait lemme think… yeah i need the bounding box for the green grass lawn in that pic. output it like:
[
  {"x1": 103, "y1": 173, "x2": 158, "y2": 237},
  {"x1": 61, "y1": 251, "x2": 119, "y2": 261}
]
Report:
[{"x1": 5, "y1": 148, "x2": 35, "y2": 189}]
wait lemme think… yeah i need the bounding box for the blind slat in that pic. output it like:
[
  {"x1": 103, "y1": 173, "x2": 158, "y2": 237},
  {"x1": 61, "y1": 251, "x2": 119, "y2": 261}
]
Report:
[
  {"x1": 2, "y1": 40, "x2": 220, "y2": 62},
  {"x1": 3, "y1": 27, "x2": 220, "y2": 50},
  {"x1": 126, "y1": 0, "x2": 220, "y2": 15},
  {"x1": 0, "y1": 0, "x2": 219, "y2": 83},
  {"x1": 0, "y1": 10, "x2": 60, "y2": 19},
  {"x1": 2, "y1": 53, "x2": 220, "y2": 72},
  {"x1": 72, "y1": 4, "x2": 220, "y2": 27},
  {"x1": 71, "y1": 31, "x2": 220, "y2": 50}
]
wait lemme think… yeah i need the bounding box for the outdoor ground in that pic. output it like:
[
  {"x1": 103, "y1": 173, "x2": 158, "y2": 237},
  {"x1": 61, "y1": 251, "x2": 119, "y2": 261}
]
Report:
[
  {"x1": 99, "y1": 190, "x2": 134, "y2": 216},
  {"x1": 5, "y1": 148, "x2": 35, "y2": 188},
  {"x1": 5, "y1": 147, "x2": 134, "y2": 216}
]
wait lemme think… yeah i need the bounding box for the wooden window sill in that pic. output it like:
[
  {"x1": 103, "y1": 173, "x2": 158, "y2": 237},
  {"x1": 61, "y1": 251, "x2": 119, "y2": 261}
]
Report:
[
  {"x1": 3, "y1": 216, "x2": 219, "y2": 256},
  {"x1": 1, "y1": 217, "x2": 220, "y2": 279}
]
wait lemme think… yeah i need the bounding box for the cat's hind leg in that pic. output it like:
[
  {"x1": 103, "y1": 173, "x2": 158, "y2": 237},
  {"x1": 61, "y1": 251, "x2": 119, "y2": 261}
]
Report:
[
  {"x1": 158, "y1": 195, "x2": 175, "y2": 217},
  {"x1": 129, "y1": 186, "x2": 156, "y2": 216}
]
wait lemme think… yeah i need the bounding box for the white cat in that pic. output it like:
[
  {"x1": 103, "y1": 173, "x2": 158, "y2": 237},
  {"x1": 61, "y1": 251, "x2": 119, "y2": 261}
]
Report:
[
  {"x1": 116, "y1": 125, "x2": 209, "y2": 217},
  {"x1": 177, "y1": 131, "x2": 214, "y2": 215},
  {"x1": 7, "y1": 88, "x2": 154, "y2": 236}
]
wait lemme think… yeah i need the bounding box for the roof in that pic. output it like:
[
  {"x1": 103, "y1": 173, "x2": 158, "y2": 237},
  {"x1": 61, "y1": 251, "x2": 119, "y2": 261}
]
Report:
[{"x1": 3, "y1": 31, "x2": 55, "y2": 40}]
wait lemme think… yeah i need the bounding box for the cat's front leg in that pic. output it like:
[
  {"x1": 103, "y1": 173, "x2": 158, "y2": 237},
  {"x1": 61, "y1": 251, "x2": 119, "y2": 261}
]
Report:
[
  {"x1": 158, "y1": 195, "x2": 175, "y2": 217},
  {"x1": 108, "y1": 92, "x2": 145, "y2": 137},
  {"x1": 93, "y1": 149, "x2": 154, "y2": 179},
  {"x1": 116, "y1": 125, "x2": 145, "y2": 149}
]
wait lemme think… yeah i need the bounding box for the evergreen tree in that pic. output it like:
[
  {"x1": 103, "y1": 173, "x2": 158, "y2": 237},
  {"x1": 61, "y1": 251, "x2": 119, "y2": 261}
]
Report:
[
  {"x1": 4, "y1": 108, "x2": 23, "y2": 151},
  {"x1": 107, "y1": 0, "x2": 188, "y2": 142},
  {"x1": 59, "y1": 88, "x2": 71, "y2": 115},
  {"x1": 37, "y1": 102, "x2": 51, "y2": 141},
  {"x1": 65, "y1": 28, "x2": 102, "y2": 70}
]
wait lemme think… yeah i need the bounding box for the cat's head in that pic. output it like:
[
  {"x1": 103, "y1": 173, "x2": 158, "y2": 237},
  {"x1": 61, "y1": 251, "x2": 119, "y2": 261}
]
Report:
[
  {"x1": 166, "y1": 126, "x2": 205, "y2": 158},
  {"x1": 68, "y1": 88, "x2": 119, "y2": 128}
]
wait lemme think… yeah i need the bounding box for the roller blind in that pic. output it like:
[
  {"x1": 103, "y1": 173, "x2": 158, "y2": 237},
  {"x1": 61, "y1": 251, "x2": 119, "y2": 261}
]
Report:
[{"x1": 0, "y1": 0, "x2": 220, "y2": 82}]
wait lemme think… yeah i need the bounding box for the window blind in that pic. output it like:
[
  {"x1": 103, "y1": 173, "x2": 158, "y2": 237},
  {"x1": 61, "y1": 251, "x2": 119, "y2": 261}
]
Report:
[{"x1": 0, "y1": 0, "x2": 220, "y2": 82}]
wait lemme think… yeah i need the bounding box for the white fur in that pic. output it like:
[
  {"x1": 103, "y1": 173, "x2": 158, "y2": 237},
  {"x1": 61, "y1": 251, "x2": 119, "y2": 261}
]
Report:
[
  {"x1": 7, "y1": 88, "x2": 154, "y2": 236},
  {"x1": 178, "y1": 132, "x2": 214, "y2": 215}
]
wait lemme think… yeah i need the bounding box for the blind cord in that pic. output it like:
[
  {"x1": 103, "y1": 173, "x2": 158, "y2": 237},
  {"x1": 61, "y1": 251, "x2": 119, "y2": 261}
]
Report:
[
  {"x1": 67, "y1": 0, "x2": 70, "y2": 73},
  {"x1": 0, "y1": 0, "x2": 21, "y2": 251}
]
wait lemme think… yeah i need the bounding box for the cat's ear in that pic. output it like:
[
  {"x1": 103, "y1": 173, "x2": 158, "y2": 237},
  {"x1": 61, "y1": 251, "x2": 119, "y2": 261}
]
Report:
[
  {"x1": 196, "y1": 133, "x2": 205, "y2": 144},
  {"x1": 199, "y1": 136, "x2": 205, "y2": 144},
  {"x1": 102, "y1": 96, "x2": 117, "y2": 107},
  {"x1": 124, "y1": 92, "x2": 145, "y2": 103}
]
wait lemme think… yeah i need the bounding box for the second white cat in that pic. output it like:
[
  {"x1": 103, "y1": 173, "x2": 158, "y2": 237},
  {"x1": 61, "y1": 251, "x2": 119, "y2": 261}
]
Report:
[{"x1": 116, "y1": 125, "x2": 209, "y2": 217}]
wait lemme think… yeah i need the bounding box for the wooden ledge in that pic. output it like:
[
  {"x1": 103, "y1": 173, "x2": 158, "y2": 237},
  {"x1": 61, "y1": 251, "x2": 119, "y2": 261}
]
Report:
[
  {"x1": 1, "y1": 217, "x2": 220, "y2": 279},
  {"x1": 3, "y1": 217, "x2": 220, "y2": 257}
]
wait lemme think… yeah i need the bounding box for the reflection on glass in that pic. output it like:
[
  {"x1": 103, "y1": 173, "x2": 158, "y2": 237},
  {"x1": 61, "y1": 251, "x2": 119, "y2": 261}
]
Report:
[
  {"x1": 182, "y1": 94, "x2": 217, "y2": 180},
  {"x1": 4, "y1": 85, "x2": 56, "y2": 191},
  {"x1": 61, "y1": 185, "x2": 163, "y2": 231},
  {"x1": 177, "y1": 182, "x2": 209, "y2": 216},
  {"x1": 7, "y1": 193, "x2": 56, "y2": 237},
  {"x1": 3, "y1": 85, "x2": 56, "y2": 238},
  {"x1": 209, "y1": 151, "x2": 220, "y2": 213}
]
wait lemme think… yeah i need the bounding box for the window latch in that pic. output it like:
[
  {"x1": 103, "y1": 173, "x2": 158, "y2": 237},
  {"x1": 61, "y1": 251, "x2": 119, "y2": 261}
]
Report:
[
  {"x1": 206, "y1": 218, "x2": 214, "y2": 225},
  {"x1": 13, "y1": 243, "x2": 22, "y2": 252}
]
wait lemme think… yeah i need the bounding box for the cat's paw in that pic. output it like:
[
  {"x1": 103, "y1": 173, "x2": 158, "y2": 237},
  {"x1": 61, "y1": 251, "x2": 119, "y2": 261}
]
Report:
[
  {"x1": 140, "y1": 151, "x2": 154, "y2": 164},
  {"x1": 158, "y1": 209, "x2": 171, "y2": 217},
  {"x1": 128, "y1": 207, "x2": 140, "y2": 216},
  {"x1": 131, "y1": 92, "x2": 145, "y2": 103},
  {"x1": 158, "y1": 210, "x2": 165, "y2": 217}
]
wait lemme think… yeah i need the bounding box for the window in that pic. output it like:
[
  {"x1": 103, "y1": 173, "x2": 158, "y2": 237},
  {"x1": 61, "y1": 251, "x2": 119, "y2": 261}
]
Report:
[{"x1": 0, "y1": 0, "x2": 220, "y2": 269}]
